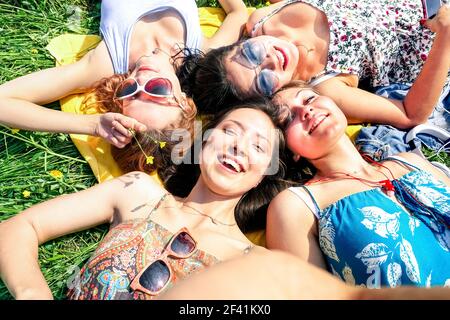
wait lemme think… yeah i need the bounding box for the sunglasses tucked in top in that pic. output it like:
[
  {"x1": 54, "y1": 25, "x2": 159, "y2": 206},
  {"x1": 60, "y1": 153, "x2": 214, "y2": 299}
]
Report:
[
  {"x1": 115, "y1": 77, "x2": 185, "y2": 111},
  {"x1": 130, "y1": 227, "x2": 197, "y2": 295},
  {"x1": 234, "y1": 40, "x2": 280, "y2": 97}
]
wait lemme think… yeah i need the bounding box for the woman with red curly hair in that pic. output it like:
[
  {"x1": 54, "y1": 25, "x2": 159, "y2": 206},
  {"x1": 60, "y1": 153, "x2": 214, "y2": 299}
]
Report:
[{"x1": 0, "y1": 0, "x2": 247, "y2": 162}]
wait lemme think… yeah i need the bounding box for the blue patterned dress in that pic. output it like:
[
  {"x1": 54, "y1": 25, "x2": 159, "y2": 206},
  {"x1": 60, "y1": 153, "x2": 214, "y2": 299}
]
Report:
[{"x1": 295, "y1": 158, "x2": 450, "y2": 288}]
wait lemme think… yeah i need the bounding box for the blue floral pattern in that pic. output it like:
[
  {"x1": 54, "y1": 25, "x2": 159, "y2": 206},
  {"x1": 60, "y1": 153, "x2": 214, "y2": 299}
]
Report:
[{"x1": 312, "y1": 161, "x2": 450, "y2": 288}]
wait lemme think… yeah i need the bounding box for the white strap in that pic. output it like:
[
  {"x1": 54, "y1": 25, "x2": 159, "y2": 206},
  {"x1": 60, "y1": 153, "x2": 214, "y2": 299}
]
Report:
[
  {"x1": 288, "y1": 187, "x2": 320, "y2": 219},
  {"x1": 309, "y1": 72, "x2": 339, "y2": 87}
]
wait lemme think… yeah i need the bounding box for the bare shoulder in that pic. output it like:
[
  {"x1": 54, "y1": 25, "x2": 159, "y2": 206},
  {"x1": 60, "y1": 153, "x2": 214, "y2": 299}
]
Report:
[
  {"x1": 268, "y1": 187, "x2": 311, "y2": 220},
  {"x1": 249, "y1": 245, "x2": 269, "y2": 255},
  {"x1": 245, "y1": 2, "x2": 284, "y2": 34},
  {"x1": 316, "y1": 73, "x2": 359, "y2": 90},
  {"x1": 389, "y1": 152, "x2": 450, "y2": 185},
  {"x1": 77, "y1": 40, "x2": 114, "y2": 84},
  {"x1": 390, "y1": 152, "x2": 429, "y2": 169},
  {"x1": 114, "y1": 171, "x2": 165, "y2": 197},
  {"x1": 109, "y1": 171, "x2": 168, "y2": 222}
]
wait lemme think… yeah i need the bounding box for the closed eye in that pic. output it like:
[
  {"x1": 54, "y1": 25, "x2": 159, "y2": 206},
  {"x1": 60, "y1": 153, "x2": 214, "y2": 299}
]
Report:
[
  {"x1": 224, "y1": 128, "x2": 237, "y2": 136},
  {"x1": 253, "y1": 144, "x2": 265, "y2": 153},
  {"x1": 304, "y1": 96, "x2": 315, "y2": 104}
]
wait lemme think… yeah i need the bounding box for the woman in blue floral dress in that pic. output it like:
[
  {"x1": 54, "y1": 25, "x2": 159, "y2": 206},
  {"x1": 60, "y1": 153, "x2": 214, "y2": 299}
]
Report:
[
  {"x1": 190, "y1": 0, "x2": 450, "y2": 130},
  {"x1": 268, "y1": 85, "x2": 450, "y2": 288}
]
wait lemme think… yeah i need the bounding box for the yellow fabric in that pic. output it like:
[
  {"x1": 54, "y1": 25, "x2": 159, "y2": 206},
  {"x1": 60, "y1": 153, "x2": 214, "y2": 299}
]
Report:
[
  {"x1": 47, "y1": 7, "x2": 363, "y2": 247},
  {"x1": 346, "y1": 124, "x2": 363, "y2": 143},
  {"x1": 198, "y1": 7, "x2": 256, "y2": 38}
]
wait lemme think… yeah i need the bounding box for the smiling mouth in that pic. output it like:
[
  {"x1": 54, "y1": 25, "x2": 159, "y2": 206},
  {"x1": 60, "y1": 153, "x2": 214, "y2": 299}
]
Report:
[
  {"x1": 137, "y1": 66, "x2": 157, "y2": 73},
  {"x1": 309, "y1": 114, "x2": 329, "y2": 134},
  {"x1": 274, "y1": 46, "x2": 288, "y2": 70},
  {"x1": 218, "y1": 156, "x2": 245, "y2": 173}
]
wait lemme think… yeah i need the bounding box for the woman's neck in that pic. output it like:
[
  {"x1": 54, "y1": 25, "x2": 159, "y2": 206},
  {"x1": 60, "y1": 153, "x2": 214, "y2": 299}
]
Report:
[
  {"x1": 310, "y1": 136, "x2": 374, "y2": 179},
  {"x1": 181, "y1": 177, "x2": 241, "y2": 226},
  {"x1": 128, "y1": 10, "x2": 185, "y2": 69}
]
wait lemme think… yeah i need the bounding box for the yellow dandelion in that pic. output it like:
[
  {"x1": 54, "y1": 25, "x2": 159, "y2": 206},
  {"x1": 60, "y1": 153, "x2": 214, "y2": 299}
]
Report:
[
  {"x1": 146, "y1": 156, "x2": 154, "y2": 165},
  {"x1": 10, "y1": 128, "x2": 20, "y2": 134},
  {"x1": 158, "y1": 141, "x2": 166, "y2": 149},
  {"x1": 31, "y1": 48, "x2": 38, "y2": 54},
  {"x1": 22, "y1": 190, "x2": 31, "y2": 198},
  {"x1": 49, "y1": 170, "x2": 64, "y2": 179}
]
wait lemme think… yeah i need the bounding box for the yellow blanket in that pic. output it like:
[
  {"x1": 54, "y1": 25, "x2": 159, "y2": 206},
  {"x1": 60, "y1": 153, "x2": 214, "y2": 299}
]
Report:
[{"x1": 47, "y1": 7, "x2": 360, "y2": 246}]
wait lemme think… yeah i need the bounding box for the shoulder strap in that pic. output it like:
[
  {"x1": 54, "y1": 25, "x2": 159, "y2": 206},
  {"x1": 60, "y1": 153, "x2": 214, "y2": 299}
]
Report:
[
  {"x1": 288, "y1": 186, "x2": 320, "y2": 219},
  {"x1": 386, "y1": 155, "x2": 421, "y2": 171},
  {"x1": 250, "y1": 0, "x2": 299, "y2": 37},
  {"x1": 308, "y1": 71, "x2": 339, "y2": 86}
]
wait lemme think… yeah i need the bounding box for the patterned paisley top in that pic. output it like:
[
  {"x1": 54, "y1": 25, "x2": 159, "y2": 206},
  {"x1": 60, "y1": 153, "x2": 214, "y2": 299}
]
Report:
[
  {"x1": 289, "y1": 157, "x2": 450, "y2": 288},
  {"x1": 251, "y1": 0, "x2": 450, "y2": 88},
  {"x1": 67, "y1": 194, "x2": 219, "y2": 300}
]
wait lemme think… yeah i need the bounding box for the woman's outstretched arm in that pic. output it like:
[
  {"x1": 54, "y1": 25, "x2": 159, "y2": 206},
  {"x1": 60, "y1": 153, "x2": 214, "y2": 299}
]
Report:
[
  {"x1": 158, "y1": 249, "x2": 355, "y2": 300},
  {"x1": 316, "y1": 6, "x2": 450, "y2": 129},
  {"x1": 158, "y1": 249, "x2": 450, "y2": 300},
  {"x1": 0, "y1": 171, "x2": 161, "y2": 299},
  {"x1": 0, "y1": 41, "x2": 145, "y2": 147},
  {"x1": 203, "y1": 0, "x2": 248, "y2": 50}
]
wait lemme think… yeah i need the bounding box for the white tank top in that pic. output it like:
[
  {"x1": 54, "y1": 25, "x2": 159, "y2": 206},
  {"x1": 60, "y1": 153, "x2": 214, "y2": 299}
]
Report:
[{"x1": 100, "y1": 0, "x2": 202, "y2": 73}]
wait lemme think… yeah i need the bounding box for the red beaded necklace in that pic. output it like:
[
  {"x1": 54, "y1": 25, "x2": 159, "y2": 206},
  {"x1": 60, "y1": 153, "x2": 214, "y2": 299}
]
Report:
[{"x1": 307, "y1": 157, "x2": 397, "y2": 197}]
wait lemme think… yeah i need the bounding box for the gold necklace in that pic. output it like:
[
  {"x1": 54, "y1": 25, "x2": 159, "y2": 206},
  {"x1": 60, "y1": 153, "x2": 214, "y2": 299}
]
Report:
[{"x1": 182, "y1": 203, "x2": 237, "y2": 227}]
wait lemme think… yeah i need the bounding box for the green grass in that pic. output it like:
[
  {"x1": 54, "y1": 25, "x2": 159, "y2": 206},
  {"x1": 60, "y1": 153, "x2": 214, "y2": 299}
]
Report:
[
  {"x1": 0, "y1": 0, "x2": 449, "y2": 300},
  {"x1": 0, "y1": 0, "x2": 104, "y2": 300},
  {"x1": 0, "y1": 0, "x2": 269, "y2": 300}
]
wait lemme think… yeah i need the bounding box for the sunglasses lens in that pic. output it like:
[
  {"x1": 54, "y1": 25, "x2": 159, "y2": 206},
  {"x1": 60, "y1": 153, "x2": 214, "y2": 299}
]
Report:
[
  {"x1": 145, "y1": 78, "x2": 172, "y2": 96},
  {"x1": 257, "y1": 69, "x2": 278, "y2": 97},
  {"x1": 139, "y1": 260, "x2": 170, "y2": 293},
  {"x1": 170, "y1": 231, "x2": 196, "y2": 257},
  {"x1": 116, "y1": 79, "x2": 138, "y2": 98},
  {"x1": 242, "y1": 41, "x2": 265, "y2": 67}
]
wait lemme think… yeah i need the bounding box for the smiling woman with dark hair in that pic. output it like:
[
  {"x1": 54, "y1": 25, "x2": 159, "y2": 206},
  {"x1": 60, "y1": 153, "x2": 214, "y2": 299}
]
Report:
[
  {"x1": 267, "y1": 86, "x2": 450, "y2": 288},
  {"x1": 190, "y1": 0, "x2": 450, "y2": 129},
  {"x1": 0, "y1": 102, "x2": 290, "y2": 300}
]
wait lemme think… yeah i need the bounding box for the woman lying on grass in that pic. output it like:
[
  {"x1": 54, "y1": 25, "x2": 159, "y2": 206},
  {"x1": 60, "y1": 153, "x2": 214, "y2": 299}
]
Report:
[
  {"x1": 0, "y1": 0, "x2": 247, "y2": 176},
  {"x1": 267, "y1": 85, "x2": 450, "y2": 288},
  {"x1": 0, "y1": 102, "x2": 289, "y2": 299}
]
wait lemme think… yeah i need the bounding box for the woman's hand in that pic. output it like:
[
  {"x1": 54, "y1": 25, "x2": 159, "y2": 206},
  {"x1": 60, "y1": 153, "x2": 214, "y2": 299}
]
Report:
[
  {"x1": 93, "y1": 113, "x2": 147, "y2": 148},
  {"x1": 423, "y1": 4, "x2": 450, "y2": 34}
]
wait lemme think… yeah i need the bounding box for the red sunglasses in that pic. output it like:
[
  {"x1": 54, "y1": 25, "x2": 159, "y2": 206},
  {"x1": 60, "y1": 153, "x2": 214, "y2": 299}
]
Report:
[
  {"x1": 115, "y1": 77, "x2": 185, "y2": 111},
  {"x1": 130, "y1": 227, "x2": 197, "y2": 295}
]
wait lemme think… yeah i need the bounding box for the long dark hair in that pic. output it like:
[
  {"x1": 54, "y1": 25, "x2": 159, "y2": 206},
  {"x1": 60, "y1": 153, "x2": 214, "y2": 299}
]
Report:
[
  {"x1": 165, "y1": 99, "x2": 292, "y2": 233},
  {"x1": 178, "y1": 42, "x2": 246, "y2": 116}
]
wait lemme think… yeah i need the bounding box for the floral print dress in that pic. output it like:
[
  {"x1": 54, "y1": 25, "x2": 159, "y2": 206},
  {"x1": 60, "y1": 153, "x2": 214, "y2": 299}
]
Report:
[
  {"x1": 292, "y1": 157, "x2": 450, "y2": 288},
  {"x1": 251, "y1": 0, "x2": 450, "y2": 89},
  {"x1": 67, "y1": 195, "x2": 219, "y2": 300}
]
